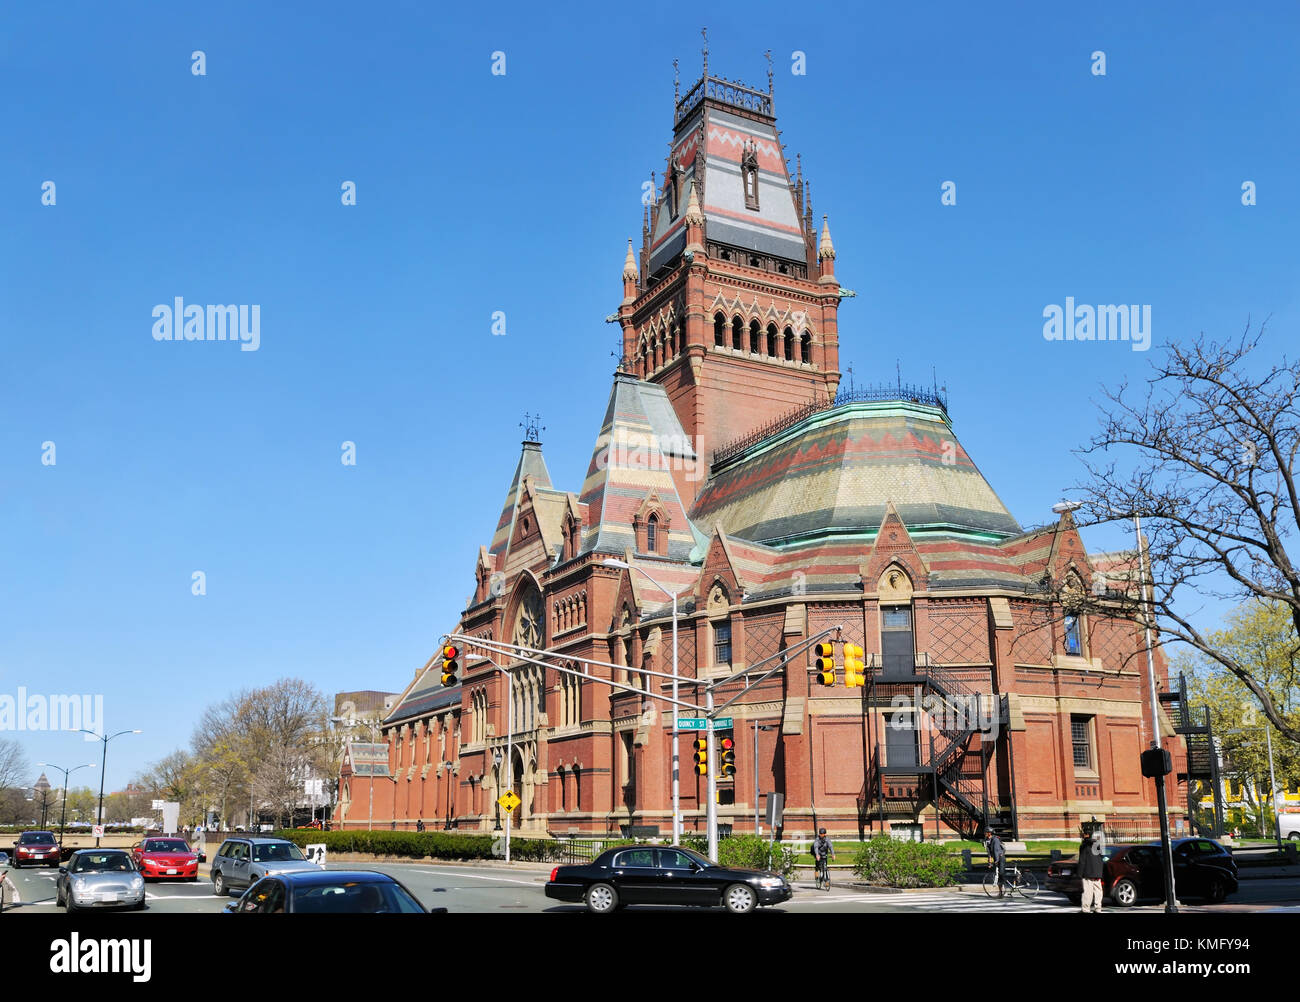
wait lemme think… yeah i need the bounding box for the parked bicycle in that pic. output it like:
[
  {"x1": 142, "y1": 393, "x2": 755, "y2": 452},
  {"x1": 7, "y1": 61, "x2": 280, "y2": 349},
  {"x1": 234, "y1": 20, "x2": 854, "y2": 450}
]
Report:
[{"x1": 983, "y1": 862, "x2": 1038, "y2": 900}]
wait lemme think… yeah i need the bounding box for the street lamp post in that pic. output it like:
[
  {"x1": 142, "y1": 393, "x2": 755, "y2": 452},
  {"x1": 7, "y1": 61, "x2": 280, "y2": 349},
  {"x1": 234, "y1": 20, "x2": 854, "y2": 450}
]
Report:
[
  {"x1": 1130, "y1": 510, "x2": 1180, "y2": 914},
  {"x1": 604, "y1": 559, "x2": 684, "y2": 846},
  {"x1": 79, "y1": 728, "x2": 141, "y2": 847},
  {"x1": 39, "y1": 762, "x2": 97, "y2": 852}
]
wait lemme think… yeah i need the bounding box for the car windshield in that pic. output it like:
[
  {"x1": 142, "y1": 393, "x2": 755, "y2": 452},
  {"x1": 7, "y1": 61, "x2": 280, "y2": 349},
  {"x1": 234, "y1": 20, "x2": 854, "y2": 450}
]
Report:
[
  {"x1": 253, "y1": 842, "x2": 306, "y2": 863},
  {"x1": 74, "y1": 853, "x2": 134, "y2": 873},
  {"x1": 146, "y1": 840, "x2": 190, "y2": 853},
  {"x1": 292, "y1": 880, "x2": 424, "y2": 914},
  {"x1": 20, "y1": 833, "x2": 55, "y2": 845}
]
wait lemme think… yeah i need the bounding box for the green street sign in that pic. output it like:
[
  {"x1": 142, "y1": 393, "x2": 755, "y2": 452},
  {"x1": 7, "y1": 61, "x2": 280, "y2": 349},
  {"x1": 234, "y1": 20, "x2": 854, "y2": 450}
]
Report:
[{"x1": 676, "y1": 717, "x2": 732, "y2": 730}]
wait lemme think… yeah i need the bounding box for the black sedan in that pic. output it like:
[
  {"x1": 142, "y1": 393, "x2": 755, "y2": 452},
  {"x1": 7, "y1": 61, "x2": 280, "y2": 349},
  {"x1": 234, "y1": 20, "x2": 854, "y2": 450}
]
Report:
[
  {"x1": 224, "y1": 870, "x2": 434, "y2": 913},
  {"x1": 545, "y1": 845, "x2": 792, "y2": 914}
]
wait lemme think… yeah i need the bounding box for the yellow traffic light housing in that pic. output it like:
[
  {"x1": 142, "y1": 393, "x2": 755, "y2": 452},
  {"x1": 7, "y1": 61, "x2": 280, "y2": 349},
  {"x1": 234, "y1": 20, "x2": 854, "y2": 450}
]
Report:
[
  {"x1": 814, "y1": 641, "x2": 836, "y2": 686},
  {"x1": 719, "y1": 737, "x2": 736, "y2": 777},
  {"x1": 693, "y1": 737, "x2": 709, "y2": 775},
  {"x1": 844, "y1": 643, "x2": 865, "y2": 688},
  {"x1": 440, "y1": 644, "x2": 460, "y2": 686}
]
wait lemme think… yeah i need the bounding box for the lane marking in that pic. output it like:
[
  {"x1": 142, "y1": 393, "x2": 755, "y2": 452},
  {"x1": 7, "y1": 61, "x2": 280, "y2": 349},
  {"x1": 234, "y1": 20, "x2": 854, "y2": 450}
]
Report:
[{"x1": 409, "y1": 868, "x2": 544, "y2": 888}]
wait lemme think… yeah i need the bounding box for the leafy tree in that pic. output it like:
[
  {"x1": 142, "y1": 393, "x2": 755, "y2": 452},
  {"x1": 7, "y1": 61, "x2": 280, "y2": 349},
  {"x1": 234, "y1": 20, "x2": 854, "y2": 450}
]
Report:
[
  {"x1": 1181, "y1": 600, "x2": 1300, "y2": 830},
  {"x1": 1068, "y1": 327, "x2": 1300, "y2": 742}
]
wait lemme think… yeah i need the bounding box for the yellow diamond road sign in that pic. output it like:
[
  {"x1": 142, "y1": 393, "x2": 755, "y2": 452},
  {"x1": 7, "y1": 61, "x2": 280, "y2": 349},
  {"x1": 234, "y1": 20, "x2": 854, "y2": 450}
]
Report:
[{"x1": 498, "y1": 791, "x2": 521, "y2": 813}]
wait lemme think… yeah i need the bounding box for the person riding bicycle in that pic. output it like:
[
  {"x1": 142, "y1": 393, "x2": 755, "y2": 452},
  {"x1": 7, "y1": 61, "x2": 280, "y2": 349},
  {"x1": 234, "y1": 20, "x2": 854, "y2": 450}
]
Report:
[
  {"x1": 984, "y1": 826, "x2": 1007, "y2": 897},
  {"x1": 812, "y1": 828, "x2": 835, "y2": 884}
]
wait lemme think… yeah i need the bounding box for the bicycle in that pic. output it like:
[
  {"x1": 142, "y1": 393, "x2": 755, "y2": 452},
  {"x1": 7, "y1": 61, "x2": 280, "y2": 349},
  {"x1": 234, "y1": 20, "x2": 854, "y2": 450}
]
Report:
[
  {"x1": 814, "y1": 854, "x2": 832, "y2": 891},
  {"x1": 982, "y1": 862, "x2": 1038, "y2": 900}
]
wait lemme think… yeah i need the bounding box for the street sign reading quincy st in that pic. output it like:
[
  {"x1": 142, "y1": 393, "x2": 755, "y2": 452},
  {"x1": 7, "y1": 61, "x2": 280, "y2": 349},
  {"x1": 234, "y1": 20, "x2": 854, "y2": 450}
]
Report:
[{"x1": 677, "y1": 717, "x2": 733, "y2": 730}]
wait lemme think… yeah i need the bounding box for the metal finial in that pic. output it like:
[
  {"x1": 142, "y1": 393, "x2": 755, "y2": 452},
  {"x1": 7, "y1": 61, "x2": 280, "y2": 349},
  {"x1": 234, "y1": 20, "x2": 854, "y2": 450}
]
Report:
[
  {"x1": 520, "y1": 412, "x2": 545, "y2": 442},
  {"x1": 673, "y1": 58, "x2": 679, "y2": 103},
  {"x1": 765, "y1": 49, "x2": 773, "y2": 94},
  {"x1": 701, "y1": 27, "x2": 709, "y2": 77}
]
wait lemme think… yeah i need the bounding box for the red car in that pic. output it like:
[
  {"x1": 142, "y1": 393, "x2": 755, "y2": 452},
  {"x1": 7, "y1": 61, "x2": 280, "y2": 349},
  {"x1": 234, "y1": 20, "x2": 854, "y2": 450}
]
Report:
[
  {"x1": 132, "y1": 837, "x2": 200, "y2": 881},
  {"x1": 11, "y1": 830, "x2": 60, "y2": 868}
]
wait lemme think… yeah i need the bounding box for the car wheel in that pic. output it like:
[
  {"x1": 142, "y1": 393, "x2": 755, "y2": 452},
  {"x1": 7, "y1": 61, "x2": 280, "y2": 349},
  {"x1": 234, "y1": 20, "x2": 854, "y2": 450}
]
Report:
[
  {"x1": 585, "y1": 883, "x2": 619, "y2": 915},
  {"x1": 56, "y1": 885, "x2": 64, "y2": 907},
  {"x1": 1111, "y1": 878, "x2": 1138, "y2": 908},
  {"x1": 1206, "y1": 875, "x2": 1227, "y2": 904},
  {"x1": 132, "y1": 897, "x2": 147, "y2": 911},
  {"x1": 1289, "y1": 832, "x2": 1299, "y2": 843},
  {"x1": 212, "y1": 872, "x2": 226, "y2": 896},
  {"x1": 723, "y1": 883, "x2": 757, "y2": 915}
]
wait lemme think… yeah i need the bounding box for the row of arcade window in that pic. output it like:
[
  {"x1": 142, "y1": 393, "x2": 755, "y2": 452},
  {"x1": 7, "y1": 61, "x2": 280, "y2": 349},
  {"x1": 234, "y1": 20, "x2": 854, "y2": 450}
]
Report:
[{"x1": 713, "y1": 312, "x2": 811, "y2": 363}]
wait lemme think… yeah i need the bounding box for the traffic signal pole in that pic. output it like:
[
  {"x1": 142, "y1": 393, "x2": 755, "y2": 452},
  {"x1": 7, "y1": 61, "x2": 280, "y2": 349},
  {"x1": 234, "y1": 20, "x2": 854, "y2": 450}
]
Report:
[{"x1": 705, "y1": 687, "x2": 719, "y2": 863}]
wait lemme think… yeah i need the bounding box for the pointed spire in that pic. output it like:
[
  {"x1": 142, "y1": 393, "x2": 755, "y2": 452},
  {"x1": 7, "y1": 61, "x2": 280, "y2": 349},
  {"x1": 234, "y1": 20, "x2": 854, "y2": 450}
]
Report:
[
  {"x1": 623, "y1": 239, "x2": 638, "y2": 281},
  {"x1": 819, "y1": 215, "x2": 836, "y2": 260},
  {"x1": 684, "y1": 180, "x2": 704, "y2": 225}
]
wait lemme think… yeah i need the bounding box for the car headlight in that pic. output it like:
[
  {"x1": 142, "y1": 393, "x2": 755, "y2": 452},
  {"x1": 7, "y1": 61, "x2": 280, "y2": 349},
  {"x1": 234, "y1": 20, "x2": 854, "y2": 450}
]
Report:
[{"x1": 757, "y1": 877, "x2": 786, "y2": 888}]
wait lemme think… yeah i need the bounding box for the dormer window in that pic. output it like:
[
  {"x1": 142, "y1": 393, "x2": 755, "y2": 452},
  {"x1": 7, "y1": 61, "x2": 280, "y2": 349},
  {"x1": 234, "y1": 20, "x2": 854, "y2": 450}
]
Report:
[{"x1": 646, "y1": 515, "x2": 657, "y2": 553}]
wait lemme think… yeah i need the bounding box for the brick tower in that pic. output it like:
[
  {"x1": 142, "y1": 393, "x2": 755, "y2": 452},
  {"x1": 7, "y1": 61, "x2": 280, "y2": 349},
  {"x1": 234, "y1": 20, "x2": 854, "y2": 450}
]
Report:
[{"x1": 618, "y1": 56, "x2": 844, "y2": 506}]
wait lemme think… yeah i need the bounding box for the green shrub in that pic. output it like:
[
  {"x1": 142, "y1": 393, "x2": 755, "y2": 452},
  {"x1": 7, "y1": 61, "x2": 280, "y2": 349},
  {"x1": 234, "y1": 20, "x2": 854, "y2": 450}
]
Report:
[
  {"x1": 680, "y1": 834, "x2": 796, "y2": 877},
  {"x1": 852, "y1": 835, "x2": 962, "y2": 887},
  {"x1": 271, "y1": 828, "x2": 582, "y2": 863}
]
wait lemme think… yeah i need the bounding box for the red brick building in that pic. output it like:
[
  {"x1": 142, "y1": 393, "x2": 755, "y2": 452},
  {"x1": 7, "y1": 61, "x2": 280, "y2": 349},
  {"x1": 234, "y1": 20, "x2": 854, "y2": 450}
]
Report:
[{"x1": 338, "y1": 61, "x2": 1189, "y2": 841}]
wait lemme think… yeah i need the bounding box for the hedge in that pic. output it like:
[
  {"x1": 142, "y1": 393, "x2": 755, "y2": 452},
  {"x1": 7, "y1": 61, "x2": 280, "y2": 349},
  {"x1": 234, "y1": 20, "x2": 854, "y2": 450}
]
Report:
[
  {"x1": 271, "y1": 828, "x2": 571, "y2": 863},
  {"x1": 681, "y1": 833, "x2": 796, "y2": 877},
  {"x1": 851, "y1": 835, "x2": 963, "y2": 887}
]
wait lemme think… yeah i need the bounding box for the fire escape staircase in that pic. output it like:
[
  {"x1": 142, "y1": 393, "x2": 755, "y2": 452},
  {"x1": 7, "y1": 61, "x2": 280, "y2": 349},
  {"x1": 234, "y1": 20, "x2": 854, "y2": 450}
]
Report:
[
  {"x1": 857, "y1": 653, "x2": 997, "y2": 839},
  {"x1": 1160, "y1": 670, "x2": 1223, "y2": 836}
]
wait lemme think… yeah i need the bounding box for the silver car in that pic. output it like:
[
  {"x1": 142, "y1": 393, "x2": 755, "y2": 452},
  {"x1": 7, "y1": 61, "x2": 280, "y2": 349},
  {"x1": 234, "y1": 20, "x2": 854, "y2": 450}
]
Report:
[
  {"x1": 56, "y1": 849, "x2": 146, "y2": 912},
  {"x1": 210, "y1": 837, "x2": 322, "y2": 896}
]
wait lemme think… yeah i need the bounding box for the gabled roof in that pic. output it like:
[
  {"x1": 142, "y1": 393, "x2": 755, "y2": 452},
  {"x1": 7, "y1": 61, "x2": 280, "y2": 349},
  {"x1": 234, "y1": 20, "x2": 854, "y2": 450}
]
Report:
[
  {"x1": 343, "y1": 742, "x2": 391, "y2": 778},
  {"x1": 690, "y1": 398, "x2": 1022, "y2": 548},
  {"x1": 578, "y1": 373, "x2": 699, "y2": 559},
  {"x1": 488, "y1": 439, "x2": 553, "y2": 557},
  {"x1": 384, "y1": 652, "x2": 461, "y2": 726}
]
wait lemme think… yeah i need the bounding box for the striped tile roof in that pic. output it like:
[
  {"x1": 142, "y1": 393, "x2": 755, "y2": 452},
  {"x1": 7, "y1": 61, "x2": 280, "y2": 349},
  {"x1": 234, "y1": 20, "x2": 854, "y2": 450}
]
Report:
[
  {"x1": 578, "y1": 374, "x2": 699, "y2": 560},
  {"x1": 488, "y1": 440, "x2": 552, "y2": 557},
  {"x1": 690, "y1": 399, "x2": 1022, "y2": 548}
]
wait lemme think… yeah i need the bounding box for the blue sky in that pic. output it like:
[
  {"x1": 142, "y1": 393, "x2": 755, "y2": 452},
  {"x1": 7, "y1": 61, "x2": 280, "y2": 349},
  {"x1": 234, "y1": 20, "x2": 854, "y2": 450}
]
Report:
[{"x1": 2, "y1": 1, "x2": 1297, "y2": 790}]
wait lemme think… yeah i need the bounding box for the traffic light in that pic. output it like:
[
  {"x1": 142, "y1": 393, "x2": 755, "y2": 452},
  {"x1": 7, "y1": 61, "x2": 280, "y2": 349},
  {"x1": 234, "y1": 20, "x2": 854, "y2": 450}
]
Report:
[
  {"x1": 844, "y1": 643, "x2": 866, "y2": 688},
  {"x1": 440, "y1": 644, "x2": 459, "y2": 686},
  {"x1": 693, "y1": 738, "x2": 709, "y2": 775},
  {"x1": 719, "y1": 736, "x2": 736, "y2": 778},
  {"x1": 814, "y1": 642, "x2": 836, "y2": 686}
]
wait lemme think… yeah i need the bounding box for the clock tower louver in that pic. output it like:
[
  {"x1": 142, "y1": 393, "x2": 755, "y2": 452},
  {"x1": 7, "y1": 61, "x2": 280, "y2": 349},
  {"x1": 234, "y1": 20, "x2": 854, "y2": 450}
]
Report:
[{"x1": 619, "y1": 63, "x2": 843, "y2": 507}]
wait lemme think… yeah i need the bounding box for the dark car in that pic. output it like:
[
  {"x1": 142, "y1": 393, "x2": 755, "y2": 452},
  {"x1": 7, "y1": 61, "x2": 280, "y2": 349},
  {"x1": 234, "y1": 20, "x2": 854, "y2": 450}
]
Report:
[
  {"x1": 11, "y1": 831, "x2": 60, "y2": 868},
  {"x1": 224, "y1": 870, "x2": 434, "y2": 913},
  {"x1": 209, "y1": 837, "x2": 322, "y2": 896},
  {"x1": 1046, "y1": 838, "x2": 1237, "y2": 907},
  {"x1": 545, "y1": 845, "x2": 792, "y2": 914}
]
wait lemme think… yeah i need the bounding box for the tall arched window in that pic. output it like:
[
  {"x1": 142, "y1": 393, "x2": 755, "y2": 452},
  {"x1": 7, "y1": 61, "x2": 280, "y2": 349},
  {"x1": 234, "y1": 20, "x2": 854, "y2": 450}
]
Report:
[
  {"x1": 766, "y1": 324, "x2": 778, "y2": 357},
  {"x1": 714, "y1": 312, "x2": 726, "y2": 347},
  {"x1": 731, "y1": 315, "x2": 744, "y2": 351},
  {"x1": 646, "y1": 514, "x2": 658, "y2": 553},
  {"x1": 783, "y1": 326, "x2": 794, "y2": 361},
  {"x1": 749, "y1": 319, "x2": 761, "y2": 354},
  {"x1": 800, "y1": 331, "x2": 812, "y2": 363}
]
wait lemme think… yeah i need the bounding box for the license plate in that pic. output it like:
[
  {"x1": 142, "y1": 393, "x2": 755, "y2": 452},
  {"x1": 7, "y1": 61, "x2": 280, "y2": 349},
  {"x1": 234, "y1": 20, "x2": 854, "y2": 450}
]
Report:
[{"x1": 167, "y1": 869, "x2": 177, "y2": 874}]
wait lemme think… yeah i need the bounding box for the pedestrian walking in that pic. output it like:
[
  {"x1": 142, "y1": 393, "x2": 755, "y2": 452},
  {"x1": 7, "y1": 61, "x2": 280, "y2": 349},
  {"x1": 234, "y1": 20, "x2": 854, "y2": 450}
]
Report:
[{"x1": 1079, "y1": 830, "x2": 1105, "y2": 913}]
